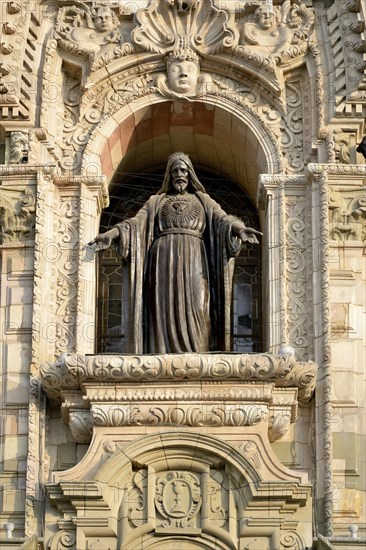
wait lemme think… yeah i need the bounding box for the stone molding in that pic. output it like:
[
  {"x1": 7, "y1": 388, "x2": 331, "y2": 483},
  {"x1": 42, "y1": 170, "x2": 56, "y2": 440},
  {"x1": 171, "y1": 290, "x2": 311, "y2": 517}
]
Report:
[
  {"x1": 41, "y1": 352, "x2": 317, "y2": 404},
  {"x1": 41, "y1": 353, "x2": 314, "y2": 444}
]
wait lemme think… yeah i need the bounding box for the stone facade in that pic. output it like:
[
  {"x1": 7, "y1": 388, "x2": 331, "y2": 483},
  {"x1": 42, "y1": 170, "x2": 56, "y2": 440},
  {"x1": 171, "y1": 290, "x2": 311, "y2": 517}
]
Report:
[{"x1": 0, "y1": 1, "x2": 365, "y2": 549}]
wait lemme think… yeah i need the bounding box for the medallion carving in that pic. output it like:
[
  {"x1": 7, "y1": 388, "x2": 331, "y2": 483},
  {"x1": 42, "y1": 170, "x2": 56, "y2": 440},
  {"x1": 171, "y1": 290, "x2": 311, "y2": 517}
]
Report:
[{"x1": 155, "y1": 471, "x2": 202, "y2": 528}]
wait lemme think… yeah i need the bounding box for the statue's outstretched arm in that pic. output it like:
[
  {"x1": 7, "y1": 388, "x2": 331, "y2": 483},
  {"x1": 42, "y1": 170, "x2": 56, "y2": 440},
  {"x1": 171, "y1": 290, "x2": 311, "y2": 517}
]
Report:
[{"x1": 231, "y1": 219, "x2": 263, "y2": 244}]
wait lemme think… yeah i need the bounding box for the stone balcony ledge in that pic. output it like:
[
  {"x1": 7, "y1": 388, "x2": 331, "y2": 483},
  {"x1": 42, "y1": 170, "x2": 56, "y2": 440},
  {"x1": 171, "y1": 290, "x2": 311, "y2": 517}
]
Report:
[
  {"x1": 40, "y1": 352, "x2": 317, "y2": 404},
  {"x1": 40, "y1": 353, "x2": 317, "y2": 444}
]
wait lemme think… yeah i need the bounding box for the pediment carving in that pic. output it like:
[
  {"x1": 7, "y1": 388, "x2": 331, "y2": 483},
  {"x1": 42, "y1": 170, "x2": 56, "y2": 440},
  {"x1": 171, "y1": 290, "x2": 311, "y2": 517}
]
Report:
[{"x1": 47, "y1": 432, "x2": 312, "y2": 549}]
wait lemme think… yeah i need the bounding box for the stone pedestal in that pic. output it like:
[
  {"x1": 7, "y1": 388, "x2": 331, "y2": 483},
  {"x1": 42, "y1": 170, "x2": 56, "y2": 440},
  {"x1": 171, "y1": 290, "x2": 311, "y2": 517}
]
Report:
[{"x1": 41, "y1": 353, "x2": 316, "y2": 549}]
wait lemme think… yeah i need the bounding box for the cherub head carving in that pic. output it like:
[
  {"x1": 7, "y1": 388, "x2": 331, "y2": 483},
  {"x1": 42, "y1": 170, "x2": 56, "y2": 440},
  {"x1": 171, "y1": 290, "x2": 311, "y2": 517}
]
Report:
[
  {"x1": 254, "y1": 6, "x2": 278, "y2": 31},
  {"x1": 92, "y1": 4, "x2": 118, "y2": 33}
]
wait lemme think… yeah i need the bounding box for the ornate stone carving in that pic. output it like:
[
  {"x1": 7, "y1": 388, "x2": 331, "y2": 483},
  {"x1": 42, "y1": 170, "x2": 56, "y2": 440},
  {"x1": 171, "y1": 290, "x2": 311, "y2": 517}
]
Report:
[
  {"x1": 9, "y1": 131, "x2": 28, "y2": 163},
  {"x1": 49, "y1": 529, "x2": 76, "y2": 550},
  {"x1": 282, "y1": 81, "x2": 304, "y2": 173},
  {"x1": 90, "y1": 403, "x2": 267, "y2": 428},
  {"x1": 68, "y1": 410, "x2": 93, "y2": 443},
  {"x1": 0, "y1": 188, "x2": 36, "y2": 243},
  {"x1": 280, "y1": 529, "x2": 306, "y2": 549},
  {"x1": 41, "y1": 353, "x2": 317, "y2": 404},
  {"x1": 54, "y1": 3, "x2": 133, "y2": 62},
  {"x1": 206, "y1": 471, "x2": 228, "y2": 528},
  {"x1": 127, "y1": 470, "x2": 147, "y2": 528},
  {"x1": 329, "y1": 190, "x2": 366, "y2": 242},
  {"x1": 132, "y1": 0, "x2": 237, "y2": 55},
  {"x1": 155, "y1": 471, "x2": 202, "y2": 528},
  {"x1": 286, "y1": 197, "x2": 309, "y2": 360},
  {"x1": 55, "y1": 197, "x2": 80, "y2": 355},
  {"x1": 155, "y1": 46, "x2": 213, "y2": 99},
  {"x1": 268, "y1": 410, "x2": 291, "y2": 442},
  {"x1": 237, "y1": 1, "x2": 315, "y2": 64}
]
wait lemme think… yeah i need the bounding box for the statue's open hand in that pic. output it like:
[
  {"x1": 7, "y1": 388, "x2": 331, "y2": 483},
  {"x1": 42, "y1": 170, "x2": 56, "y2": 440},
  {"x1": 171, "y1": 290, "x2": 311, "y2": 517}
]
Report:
[
  {"x1": 88, "y1": 233, "x2": 114, "y2": 251},
  {"x1": 237, "y1": 227, "x2": 262, "y2": 244}
]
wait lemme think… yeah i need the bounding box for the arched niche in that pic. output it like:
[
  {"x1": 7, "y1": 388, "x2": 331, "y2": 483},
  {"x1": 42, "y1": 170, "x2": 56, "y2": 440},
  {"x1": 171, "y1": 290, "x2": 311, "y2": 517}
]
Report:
[
  {"x1": 81, "y1": 97, "x2": 282, "y2": 204},
  {"x1": 83, "y1": 99, "x2": 273, "y2": 354}
]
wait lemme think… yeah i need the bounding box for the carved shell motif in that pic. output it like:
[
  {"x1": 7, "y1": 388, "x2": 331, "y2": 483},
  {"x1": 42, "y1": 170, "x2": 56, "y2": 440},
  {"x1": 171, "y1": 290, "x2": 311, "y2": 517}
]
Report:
[{"x1": 132, "y1": 0, "x2": 238, "y2": 55}]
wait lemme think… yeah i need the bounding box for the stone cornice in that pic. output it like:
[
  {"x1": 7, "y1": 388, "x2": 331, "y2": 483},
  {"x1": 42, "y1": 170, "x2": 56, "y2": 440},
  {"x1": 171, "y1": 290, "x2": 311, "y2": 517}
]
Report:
[{"x1": 41, "y1": 352, "x2": 317, "y2": 405}]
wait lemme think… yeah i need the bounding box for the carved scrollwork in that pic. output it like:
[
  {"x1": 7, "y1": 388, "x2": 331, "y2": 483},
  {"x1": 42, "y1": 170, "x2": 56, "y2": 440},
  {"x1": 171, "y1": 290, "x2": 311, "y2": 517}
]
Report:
[
  {"x1": 236, "y1": 440, "x2": 263, "y2": 470},
  {"x1": 90, "y1": 403, "x2": 267, "y2": 428},
  {"x1": 207, "y1": 471, "x2": 228, "y2": 528},
  {"x1": 41, "y1": 353, "x2": 317, "y2": 404},
  {"x1": 155, "y1": 471, "x2": 202, "y2": 528},
  {"x1": 286, "y1": 198, "x2": 309, "y2": 360},
  {"x1": 49, "y1": 529, "x2": 76, "y2": 550},
  {"x1": 280, "y1": 529, "x2": 305, "y2": 549},
  {"x1": 127, "y1": 470, "x2": 147, "y2": 528}
]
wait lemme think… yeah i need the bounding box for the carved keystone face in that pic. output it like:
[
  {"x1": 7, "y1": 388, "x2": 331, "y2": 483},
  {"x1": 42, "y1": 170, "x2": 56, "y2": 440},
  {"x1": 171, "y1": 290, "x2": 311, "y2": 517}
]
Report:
[{"x1": 168, "y1": 59, "x2": 199, "y2": 94}]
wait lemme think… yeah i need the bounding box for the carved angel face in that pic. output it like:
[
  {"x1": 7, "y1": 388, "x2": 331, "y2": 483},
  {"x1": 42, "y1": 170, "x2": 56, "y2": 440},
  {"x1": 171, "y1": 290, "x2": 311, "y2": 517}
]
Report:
[
  {"x1": 256, "y1": 8, "x2": 276, "y2": 30},
  {"x1": 94, "y1": 8, "x2": 116, "y2": 32},
  {"x1": 168, "y1": 59, "x2": 199, "y2": 95}
]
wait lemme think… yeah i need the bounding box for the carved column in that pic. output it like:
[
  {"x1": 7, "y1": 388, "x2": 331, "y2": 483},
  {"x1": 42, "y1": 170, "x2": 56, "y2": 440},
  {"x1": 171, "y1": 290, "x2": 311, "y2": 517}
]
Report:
[{"x1": 308, "y1": 164, "x2": 333, "y2": 537}]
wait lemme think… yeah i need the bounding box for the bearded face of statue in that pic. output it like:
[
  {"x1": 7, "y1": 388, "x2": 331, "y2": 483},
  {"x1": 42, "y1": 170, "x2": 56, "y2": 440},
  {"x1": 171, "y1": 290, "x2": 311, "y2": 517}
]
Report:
[
  {"x1": 167, "y1": 59, "x2": 199, "y2": 94},
  {"x1": 171, "y1": 160, "x2": 190, "y2": 194}
]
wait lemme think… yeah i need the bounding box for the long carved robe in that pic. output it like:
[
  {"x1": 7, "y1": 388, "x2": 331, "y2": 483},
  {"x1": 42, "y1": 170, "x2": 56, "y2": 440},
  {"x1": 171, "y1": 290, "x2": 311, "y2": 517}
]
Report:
[{"x1": 116, "y1": 191, "x2": 241, "y2": 354}]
